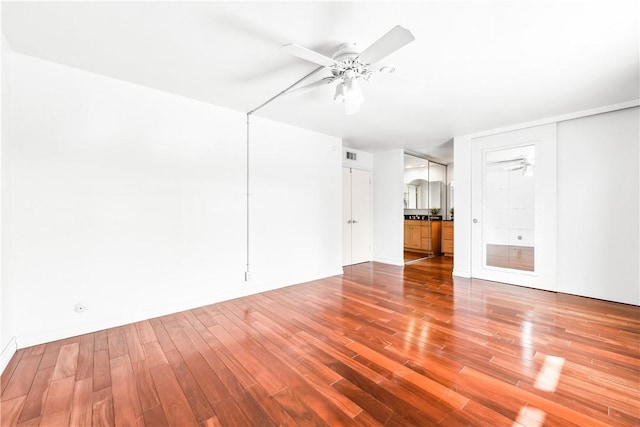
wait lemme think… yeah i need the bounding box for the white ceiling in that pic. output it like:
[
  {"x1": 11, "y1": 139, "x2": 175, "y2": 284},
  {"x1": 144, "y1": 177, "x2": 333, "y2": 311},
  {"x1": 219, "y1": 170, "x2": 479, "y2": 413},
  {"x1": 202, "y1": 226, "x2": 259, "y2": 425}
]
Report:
[{"x1": 2, "y1": 1, "x2": 638, "y2": 163}]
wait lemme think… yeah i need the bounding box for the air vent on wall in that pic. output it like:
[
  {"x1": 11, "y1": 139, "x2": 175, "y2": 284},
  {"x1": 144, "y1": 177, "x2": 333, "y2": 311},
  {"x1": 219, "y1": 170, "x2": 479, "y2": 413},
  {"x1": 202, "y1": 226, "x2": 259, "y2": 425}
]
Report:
[{"x1": 346, "y1": 151, "x2": 357, "y2": 161}]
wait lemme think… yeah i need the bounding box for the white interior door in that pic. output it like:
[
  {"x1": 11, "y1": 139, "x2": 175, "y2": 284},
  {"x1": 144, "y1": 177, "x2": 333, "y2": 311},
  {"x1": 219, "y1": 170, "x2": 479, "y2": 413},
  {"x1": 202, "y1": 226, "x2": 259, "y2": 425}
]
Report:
[
  {"x1": 342, "y1": 167, "x2": 352, "y2": 266},
  {"x1": 343, "y1": 167, "x2": 371, "y2": 266},
  {"x1": 471, "y1": 124, "x2": 557, "y2": 291}
]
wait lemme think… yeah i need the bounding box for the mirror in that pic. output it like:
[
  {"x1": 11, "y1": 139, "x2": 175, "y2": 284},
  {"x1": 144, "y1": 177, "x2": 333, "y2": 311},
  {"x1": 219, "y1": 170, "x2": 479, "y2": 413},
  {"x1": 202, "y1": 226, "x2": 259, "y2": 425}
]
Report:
[
  {"x1": 483, "y1": 145, "x2": 535, "y2": 271},
  {"x1": 403, "y1": 153, "x2": 449, "y2": 264},
  {"x1": 404, "y1": 154, "x2": 447, "y2": 217},
  {"x1": 405, "y1": 179, "x2": 427, "y2": 209}
]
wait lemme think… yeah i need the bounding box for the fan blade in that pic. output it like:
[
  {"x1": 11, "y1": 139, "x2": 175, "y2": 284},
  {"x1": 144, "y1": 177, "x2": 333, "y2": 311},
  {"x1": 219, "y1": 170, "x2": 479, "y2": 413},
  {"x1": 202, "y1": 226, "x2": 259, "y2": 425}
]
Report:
[
  {"x1": 487, "y1": 158, "x2": 526, "y2": 165},
  {"x1": 357, "y1": 25, "x2": 415, "y2": 66},
  {"x1": 281, "y1": 44, "x2": 336, "y2": 67},
  {"x1": 284, "y1": 76, "x2": 337, "y2": 96}
]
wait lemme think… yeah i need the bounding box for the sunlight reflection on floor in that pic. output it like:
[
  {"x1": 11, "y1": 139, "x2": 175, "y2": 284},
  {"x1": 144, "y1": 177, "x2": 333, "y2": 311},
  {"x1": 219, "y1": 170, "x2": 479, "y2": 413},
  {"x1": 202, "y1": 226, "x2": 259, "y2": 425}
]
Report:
[
  {"x1": 534, "y1": 355, "x2": 565, "y2": 392},
  {"x1": 513, "y1": 355, "x2": 565, "y2": 426},
  {"x1": 513, "y1": 406, "x2": 546, "y2": 427}
]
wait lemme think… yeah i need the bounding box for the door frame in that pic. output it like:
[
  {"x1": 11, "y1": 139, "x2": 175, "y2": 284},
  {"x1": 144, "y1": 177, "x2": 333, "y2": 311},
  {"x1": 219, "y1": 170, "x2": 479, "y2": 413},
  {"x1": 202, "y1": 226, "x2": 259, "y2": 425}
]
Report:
[
  {"x1": 470, "y1": 123, "x2": 557, "y2": 291},
  {"x1": 342, "y1": 166, "x2": 372, "y2": 266}
]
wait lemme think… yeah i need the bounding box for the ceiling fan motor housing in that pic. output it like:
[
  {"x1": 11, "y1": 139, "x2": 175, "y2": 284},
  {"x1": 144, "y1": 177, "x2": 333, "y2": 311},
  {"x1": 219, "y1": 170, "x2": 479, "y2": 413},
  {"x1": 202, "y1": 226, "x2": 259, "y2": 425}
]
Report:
[
  {"x1": 331, "y1": 42, "x2": 370, "y2": 80},
  {"x1": 331, "y1": 42, "x2": 360, "y2": 60}
]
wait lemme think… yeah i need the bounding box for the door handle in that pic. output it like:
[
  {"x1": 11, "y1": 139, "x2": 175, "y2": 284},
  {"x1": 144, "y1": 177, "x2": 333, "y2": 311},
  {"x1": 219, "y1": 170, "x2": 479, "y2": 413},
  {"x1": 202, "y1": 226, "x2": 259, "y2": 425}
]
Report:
[
  {"x1": 473, "y1": 218, "x2": 478, "y2": 223},
  {"x1": 352, "y1": 220, "x2": 358, "y2": 224}
]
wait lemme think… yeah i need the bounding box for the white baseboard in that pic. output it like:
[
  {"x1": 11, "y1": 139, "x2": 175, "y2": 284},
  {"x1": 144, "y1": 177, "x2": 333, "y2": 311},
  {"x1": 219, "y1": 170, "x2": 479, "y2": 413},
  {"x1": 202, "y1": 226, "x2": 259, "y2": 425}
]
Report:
[
  {"x1": 452, "y1": 269, "x2": 471, "y2": 278},
  {"x1": 240, "y1": 268, "x2": 344, "y2": 297},
  {"x1": 0, "y1": 336, "x2": 17, "y2": 375},
  {"x1": 16, "y1": 268, "x2": 345, "y2": 348},
  {"x1": 372, "y1": 257, "x2": 405, "y2": 266}
]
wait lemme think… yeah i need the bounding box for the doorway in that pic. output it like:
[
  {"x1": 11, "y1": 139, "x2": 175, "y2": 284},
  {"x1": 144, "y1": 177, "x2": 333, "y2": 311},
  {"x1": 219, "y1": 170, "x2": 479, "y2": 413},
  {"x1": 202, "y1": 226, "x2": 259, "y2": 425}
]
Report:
[
  {"x1": 403, "y1": 154, "x2": 448, "y2": 264},
  {"x1": 342, "y1": 167, "x2": 371, "y2": 266},
  {"x1": 470, "y1": 124, "x2": 557, "y2": 291}
]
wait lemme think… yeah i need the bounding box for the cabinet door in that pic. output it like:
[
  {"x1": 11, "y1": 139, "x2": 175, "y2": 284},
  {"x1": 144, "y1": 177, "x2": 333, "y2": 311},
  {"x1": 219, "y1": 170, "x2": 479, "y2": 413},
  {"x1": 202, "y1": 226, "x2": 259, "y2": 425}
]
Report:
[
  {"x1": 404, "y1": 224, "x2": 411, "y2": 248},
  {"x1": 443, "y1": 240, "x2": 454, "y2": 255},
  {"x1": 418, "y1": 222, "x2": 427, "y2": 250},
  {"x1": 431, "y1": 221, "x2": 442, "y2": 254},
  {"x1": 410, "y1": 226, "x2": 422, "y2": 249},
  {"x1": 443, "y1": 223, "x2": 453, "y2": 240},
  {"x1": 442, "y1": 222, "x2": 454, "y2": 256}
]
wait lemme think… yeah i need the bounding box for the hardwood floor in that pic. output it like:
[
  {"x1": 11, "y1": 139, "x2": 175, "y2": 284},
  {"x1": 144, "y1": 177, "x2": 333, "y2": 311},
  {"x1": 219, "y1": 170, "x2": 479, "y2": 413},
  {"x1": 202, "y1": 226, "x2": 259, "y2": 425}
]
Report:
[
  {"x1": 2, "y1": 257, "x2": 639, "y2": 426},
  {"x1": 403, "y1": 250, "x2": 429, "y2": 263},
  {"x1": 486, "y1": 244, "x2": 535, "y2": 272}
]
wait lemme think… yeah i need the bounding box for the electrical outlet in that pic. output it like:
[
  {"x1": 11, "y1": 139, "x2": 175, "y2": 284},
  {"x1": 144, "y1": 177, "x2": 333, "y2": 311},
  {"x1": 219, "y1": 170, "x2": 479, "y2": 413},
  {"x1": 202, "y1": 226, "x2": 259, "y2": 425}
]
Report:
[
  {"x1": 74, "y1": 303, "x2": 86, "y2": 313},
  {"x1": 244, "y1": 271, "x2": 251, "y2": 281}
]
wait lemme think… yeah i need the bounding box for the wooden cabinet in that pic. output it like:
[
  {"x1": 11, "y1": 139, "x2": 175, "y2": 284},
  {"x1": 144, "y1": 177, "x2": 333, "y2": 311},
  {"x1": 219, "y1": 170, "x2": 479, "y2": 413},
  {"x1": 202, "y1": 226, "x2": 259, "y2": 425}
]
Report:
[
  {"x1": 428, "y1": 220, "x2": 442, "y2": 254},
  {"x1": 442, "y1": 221, "x2": 454, "y2": 256},
  {"x1": 404, "y1": 221, "x2": 422, "y2": 249},
  {"x1": 403, "y1": 220, "x2": 442, "y2": 255}
]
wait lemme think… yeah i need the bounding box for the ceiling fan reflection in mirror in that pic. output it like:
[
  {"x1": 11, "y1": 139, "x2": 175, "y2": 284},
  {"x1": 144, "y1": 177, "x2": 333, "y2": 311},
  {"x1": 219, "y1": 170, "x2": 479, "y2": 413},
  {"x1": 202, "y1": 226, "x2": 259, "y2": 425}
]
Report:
[
  {"x1": 281, "y1": 25, "x2": 415, "y2": 115},
  {"x1": 487, "y1": 158, "x2": 536, "y2": 176}
]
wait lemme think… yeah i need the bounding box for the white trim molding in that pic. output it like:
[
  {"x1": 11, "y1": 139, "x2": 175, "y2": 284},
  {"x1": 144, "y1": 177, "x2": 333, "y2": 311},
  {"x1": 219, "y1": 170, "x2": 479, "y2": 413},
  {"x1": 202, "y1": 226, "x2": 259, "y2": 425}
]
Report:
[
  {"x1": 452, "y1": 269, "x2": 471, "y2": 278},
  {"x1": 372, "y1": 257, "x2": 405, "y2": 266},
  {"x1": 16, "y1": 268, "x2": 345, "y2": 348},
  {"x1": 468, "y1": 100, "x2": 639, "y2": 140},
  {"x1": 1, "y1": 336, "x2": 17, "y2": 375}
]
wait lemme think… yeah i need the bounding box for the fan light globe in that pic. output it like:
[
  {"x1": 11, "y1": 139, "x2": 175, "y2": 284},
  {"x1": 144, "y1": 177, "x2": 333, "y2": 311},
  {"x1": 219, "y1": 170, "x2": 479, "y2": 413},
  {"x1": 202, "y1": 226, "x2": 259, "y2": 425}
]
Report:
[
  {"x1": 345, "y1": 75, "x2": 359, "y2": 97},
  {"x1": 341, "y1": 70, "x2": 364, "y2": 108},
  {"x1": 333, "y1": 83, "x2": 346, "y2": 103},
  {"x1": 347, "y1": 84, "x2": 364, "y2": 104}
]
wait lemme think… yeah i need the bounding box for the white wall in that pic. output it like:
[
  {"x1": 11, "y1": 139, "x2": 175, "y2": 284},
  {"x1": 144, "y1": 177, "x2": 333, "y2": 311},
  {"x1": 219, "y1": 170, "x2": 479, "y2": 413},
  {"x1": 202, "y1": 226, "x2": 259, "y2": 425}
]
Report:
[
  {"x1": 372, "y1": 149, "x2": 404, "y2": 265},
  {"x1": 454, "y1": 106, "x2": 639, "y2": 305},
  {"x1": 557, "y1": 107, "x2": 639, "y2": 305},
  {"x1": 249, "y1": 116, "x2": 342, "y2": 286},
  {"x1": 1, "y1": 33, "x2": 17, "y2": 372},
  {"x1": 446, "y1": 162, "x2": 454, "y2": 219},
  {"x1": 342, "y1": 146, "x2": 373, "y2": 170},
  {"x1": 453, "y1": 135, "x2": 471, "y2": 277},
  {"x1": 7, "y1": 53, "x2": 342, "y2": 347}
]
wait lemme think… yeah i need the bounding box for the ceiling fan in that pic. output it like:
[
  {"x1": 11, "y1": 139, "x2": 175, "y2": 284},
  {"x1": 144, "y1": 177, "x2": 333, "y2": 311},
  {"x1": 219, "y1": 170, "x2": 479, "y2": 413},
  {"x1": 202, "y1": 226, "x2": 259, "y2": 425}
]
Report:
[
  {"x1": 487, "y1": 158, "x2": 535, "y2": 176},
  {"x1": 281, "y1": 25, "x2": 415, "y2": 115}
]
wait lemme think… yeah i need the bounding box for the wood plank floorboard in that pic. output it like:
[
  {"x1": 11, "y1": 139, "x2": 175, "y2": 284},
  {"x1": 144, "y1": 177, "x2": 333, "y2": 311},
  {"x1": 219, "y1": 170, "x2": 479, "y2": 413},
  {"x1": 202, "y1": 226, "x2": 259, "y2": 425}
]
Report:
[{"x1": 1, "y1": 256, "x2": 639, "y2": 426}]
